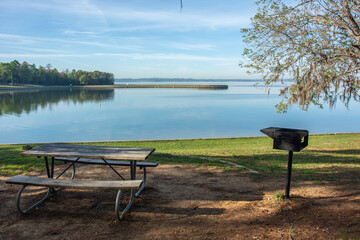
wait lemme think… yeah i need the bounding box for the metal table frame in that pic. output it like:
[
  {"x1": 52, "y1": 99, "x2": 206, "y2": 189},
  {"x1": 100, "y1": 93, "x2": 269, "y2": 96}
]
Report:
[{"x1": 17, "y1": 144, "x2": 155, "y2": 220}]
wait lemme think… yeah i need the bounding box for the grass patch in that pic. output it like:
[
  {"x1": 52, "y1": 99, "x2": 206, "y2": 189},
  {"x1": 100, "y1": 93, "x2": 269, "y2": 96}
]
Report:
[
  {"x1": 1, "y1": 133, "x2": 359, "y2": 183},
  {"x1": 338, "y1": 229, "x2": 359, "y2": 240},
  {"x1": 150, "y1": 153, "x2": 227, "y2": 167},
  {"x1": 0, "y1": 144, "x2": 45, "y2": 175},
  {"x1": 0, "y1": 84, "x2": 41, "y2": 88},
  {"x1": 273, "y1": 191, "x2": 285, "y2": 201}
]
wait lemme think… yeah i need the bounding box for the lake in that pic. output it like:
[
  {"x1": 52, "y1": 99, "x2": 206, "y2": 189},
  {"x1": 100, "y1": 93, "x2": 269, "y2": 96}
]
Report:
[{"x1": 1, "y1": 80, "x2": 359, "y2": 144}]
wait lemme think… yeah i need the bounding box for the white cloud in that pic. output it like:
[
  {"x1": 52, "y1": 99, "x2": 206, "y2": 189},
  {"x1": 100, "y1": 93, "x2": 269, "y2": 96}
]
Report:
[
  {"x1": 103, "y1": 7, "x2": 251, "y2": 31},
  {"x1": 0, "y1": 52, "x2": 236, "y2": 62},
  {"x1": 0, "y1": 33, "x2": 143, "y2": 51},
  {"x1": 63, "y1": 30, "x2": 99, "y2": 36},
  {"x1": 0, "y1": 53, "x2": 84, "y2": 58},
  {"x1": 93, "y1": 53, "x2": 236, "y2": 61},
  {"x1": 1, "y1": 0, "x2": 251, "y2": 32}
]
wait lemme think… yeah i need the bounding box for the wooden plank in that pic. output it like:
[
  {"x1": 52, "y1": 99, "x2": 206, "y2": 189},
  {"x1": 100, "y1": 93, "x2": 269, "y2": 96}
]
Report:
[
  {"x1": 6, "y1": 175, "x2": 142, "y2": 190},
  {"x1": 55, "y1": 157, "x2": 158, "y2": 167},
  {"x1": 21, "y1": 143, "x2": 155, "y2": 161}
]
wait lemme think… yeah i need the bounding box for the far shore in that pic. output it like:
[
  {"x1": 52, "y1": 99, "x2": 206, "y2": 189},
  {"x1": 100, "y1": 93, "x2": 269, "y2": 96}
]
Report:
[{"x1": 0, "y1": 84, "x2": 228, "y2": 92}]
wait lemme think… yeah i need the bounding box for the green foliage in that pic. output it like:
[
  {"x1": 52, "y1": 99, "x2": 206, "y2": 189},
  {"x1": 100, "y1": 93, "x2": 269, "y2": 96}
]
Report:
[
  {"x1": 0, "y1": 60, "x2": 114, "y2": 86},
  {"x1": 241, "y1": 0, "x2": 360, "y2": 112},
  {"x1": 273, "y1": 191, "x2": 285, "y2": 201}
]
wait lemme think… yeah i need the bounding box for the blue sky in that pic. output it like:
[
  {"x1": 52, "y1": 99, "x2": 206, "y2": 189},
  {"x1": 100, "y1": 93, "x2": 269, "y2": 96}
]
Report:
[{"x1": 0, "y1": 0, "x2": 259, "y2": 79}]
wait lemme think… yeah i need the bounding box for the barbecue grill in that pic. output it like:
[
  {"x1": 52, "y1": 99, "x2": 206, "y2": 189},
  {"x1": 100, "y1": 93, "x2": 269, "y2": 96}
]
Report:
[{"x1": 260, "y1": 127, "x2": 309, "y2": 198}]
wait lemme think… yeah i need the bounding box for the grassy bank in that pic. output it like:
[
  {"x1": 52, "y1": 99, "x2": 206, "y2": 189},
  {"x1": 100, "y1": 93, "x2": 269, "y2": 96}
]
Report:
[
  {"x1": 0, "y1": 84, "x2": 41, "y2": 88},
  {"x1": 1, "y1": 133, "x2": 359, "y2": 182}
]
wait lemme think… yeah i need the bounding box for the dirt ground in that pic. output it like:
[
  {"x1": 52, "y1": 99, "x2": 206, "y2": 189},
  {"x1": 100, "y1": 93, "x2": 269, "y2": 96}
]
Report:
[{"x1": 0, "y1": 164, "x2": 359, "y2": 240}]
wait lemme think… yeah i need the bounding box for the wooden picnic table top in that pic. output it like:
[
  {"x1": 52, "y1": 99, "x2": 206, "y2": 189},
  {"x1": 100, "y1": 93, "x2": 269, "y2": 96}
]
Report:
[{"x1": 21, "y1": 143, "x2": 155, "y2": 161}]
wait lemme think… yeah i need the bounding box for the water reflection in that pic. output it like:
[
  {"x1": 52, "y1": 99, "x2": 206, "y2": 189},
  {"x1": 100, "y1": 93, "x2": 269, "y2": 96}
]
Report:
[
  {"x1": 0, "y1": 89, "x2": 114, "y2": 116},
  {"x1": 0, "y1": 83, "x2": 359, "y2": 144}
]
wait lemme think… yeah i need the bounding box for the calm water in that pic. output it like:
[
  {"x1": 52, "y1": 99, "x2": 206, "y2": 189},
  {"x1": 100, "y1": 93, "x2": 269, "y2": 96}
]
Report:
[{"x1": 1, "y1": 80, "x2": 360, "y2": 144}]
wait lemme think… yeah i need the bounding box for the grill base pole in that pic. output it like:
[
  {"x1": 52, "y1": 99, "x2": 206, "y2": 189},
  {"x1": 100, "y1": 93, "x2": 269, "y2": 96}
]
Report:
[{"x1": 285, "y1": 151, "x2": 293, "y2": 198}]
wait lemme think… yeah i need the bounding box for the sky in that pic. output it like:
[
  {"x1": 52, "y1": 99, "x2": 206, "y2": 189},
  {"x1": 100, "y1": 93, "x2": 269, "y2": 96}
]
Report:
[{"x1": 0, "y1": 0, "x2": 259, "y2": 79}]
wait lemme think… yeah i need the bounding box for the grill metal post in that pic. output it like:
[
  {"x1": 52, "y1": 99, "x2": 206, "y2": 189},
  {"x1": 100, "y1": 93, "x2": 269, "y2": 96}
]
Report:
[{"x1": 285, "y1": 151, "x2": 293, "y2": 198}]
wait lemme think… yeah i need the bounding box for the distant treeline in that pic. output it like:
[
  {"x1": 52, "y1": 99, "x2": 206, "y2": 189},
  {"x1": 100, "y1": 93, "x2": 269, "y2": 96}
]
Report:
[{"x1": 0, "y1": 60, "x2": 114, "y2": 86}]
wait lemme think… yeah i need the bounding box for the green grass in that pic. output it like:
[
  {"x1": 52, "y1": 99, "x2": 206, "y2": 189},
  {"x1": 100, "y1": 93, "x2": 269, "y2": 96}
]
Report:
[
  {"x1": 1, "y1": 133, "x2": 359, "y2": 182},
  {"x1": 273, "y1": 191, "x2": 285, "y2": 201},
  {"x1": 0, "y1": 144, "x2": 45, "y2": 175},
  {"x1": 0, "y1": 84, "x2": 41, "y2": 88}
]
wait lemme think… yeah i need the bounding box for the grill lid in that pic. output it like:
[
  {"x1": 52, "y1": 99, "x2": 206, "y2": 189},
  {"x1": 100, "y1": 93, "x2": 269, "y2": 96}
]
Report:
[{"x1": 260, "y1": 127, "x2": 309, "y2": 152}]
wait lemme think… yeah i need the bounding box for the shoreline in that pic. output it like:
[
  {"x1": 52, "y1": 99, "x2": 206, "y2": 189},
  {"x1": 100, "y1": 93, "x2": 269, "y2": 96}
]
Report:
[
  {"x1": 0, "y1": 84, "x2": 228, "y2": 92},
  {"x1": 1, "y1": 132, "x2": 359, "y2": 146}
]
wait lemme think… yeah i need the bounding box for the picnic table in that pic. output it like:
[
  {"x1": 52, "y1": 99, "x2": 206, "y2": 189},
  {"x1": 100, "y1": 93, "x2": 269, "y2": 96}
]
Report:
[{"x1": 6, "y1": 143, "x2": 156, "y2": 220}]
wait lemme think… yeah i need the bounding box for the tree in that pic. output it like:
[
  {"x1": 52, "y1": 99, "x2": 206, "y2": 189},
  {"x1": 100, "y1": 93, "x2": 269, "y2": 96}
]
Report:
[
  {"x1": 0, "y1": 63, "x2": 11, "y2": 84},
  {"x1": 46, "y1": 63, "x2": 52, "y2": 71},
  {"x1": 29, "y1": 64, "x2": 39, "y2": 84},
  {"x1": 38, "y1": 66, "x2": 46, "y2": 85},
  {"x1": 9, "y1": 60, "x2": 20, "y2": 85},
  {"x1": 20, "y1": 62, "x2": 31, "y2": 84},
  {"x1": 79, "y1": 74, "x2": 89, "y2": 85},
  {"x1": 0, "y1": 60, "x2": 114, "y2": 86},
  {"x1": 241, "y1": 0, "x2": 360, "y2": 112}
]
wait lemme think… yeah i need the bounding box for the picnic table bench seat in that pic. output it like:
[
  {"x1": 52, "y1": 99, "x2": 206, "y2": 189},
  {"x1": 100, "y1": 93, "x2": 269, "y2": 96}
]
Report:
[
  {"x1": 54, "y1": 157, "x2": 158, "y2": 197},
  {"x1": 6, "y1": 175, "x2": 142, "y2": 220}
]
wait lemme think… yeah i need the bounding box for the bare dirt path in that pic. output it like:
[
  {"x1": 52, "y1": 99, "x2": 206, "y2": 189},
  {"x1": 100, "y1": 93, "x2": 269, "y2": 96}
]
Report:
[{"x1": 1, "y1": 164, "x2": 359, "y2": 239}]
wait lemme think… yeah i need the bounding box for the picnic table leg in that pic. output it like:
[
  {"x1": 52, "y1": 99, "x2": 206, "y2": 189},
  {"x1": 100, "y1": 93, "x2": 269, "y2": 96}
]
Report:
[
  {"x1": 44, "y1": 157, "x2": 56, "y2": 193},
  {"x1": 115, "y1": 160, "x2": 138, "y2": 220},
  {"x1": 44, "y1": 157, "x2": 51, "y2": 178},
  {"x1": 130, "y1": 160, "x2": 137, "y2": 180},
  {"x1": 135, "y1": 167, "x2": 146, "y2": 197},
  {"x1": 130, "y1": 160, "x2": 145, "y2": 196},
  {"x1": 51, "y1": 157, "x2": 55, "y2": 178},
  {"x1": 16, "y1": 185, "x2": 52, "y2": 214},
  {"x1": 44, "y1": 157, "x2": 55, "y2": 178},
  {"x1": 115, "y1": 189, "x2": 135, "y2": 220},
  {"x1": 17, "y1": 156, "x2": 57, "y2": 213},
  {"x1": 45, "y1": 156, "x2": 73, "y2": 193}
]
